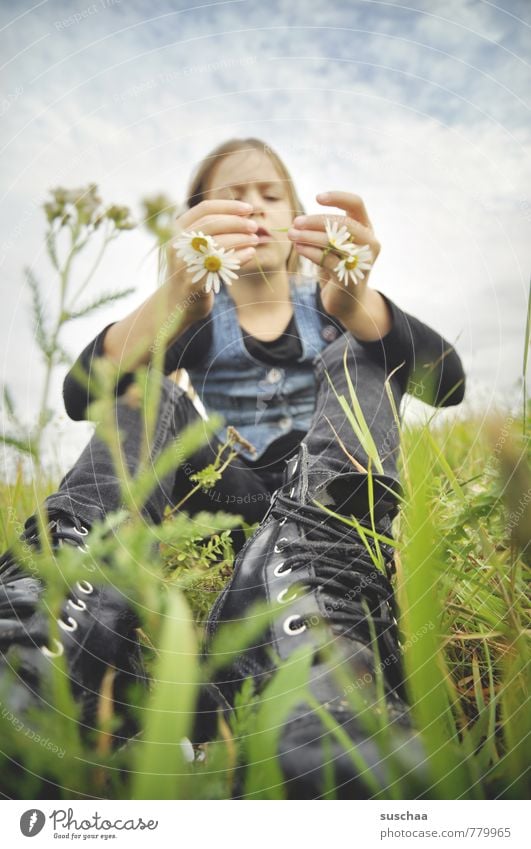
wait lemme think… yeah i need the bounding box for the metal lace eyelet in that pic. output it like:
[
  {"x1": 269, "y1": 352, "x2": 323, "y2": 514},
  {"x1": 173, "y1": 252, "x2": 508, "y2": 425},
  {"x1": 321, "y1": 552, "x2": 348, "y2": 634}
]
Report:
[
  {"x1": 68, "y1": 597, "x2": 87, "y2": 612},
  {"x1": 41, "y1": 638, "x2": 64, "y2": 658},
  {"x1": 73, "y1": 525, "x2": 89, "y2": 536},
  {"x1": 278, "y1": 517, "x2": 287, "y2": 527},
  {"x1": 277, "y1": 587, "x2": 300, "y2": 604},
  {"x1": 76, "y1": 580, "x2": 94, "y2": 594},
  {"x1": 283, "y1": 615, "x2": 307, "y2": 636},
  {"x1": 291, "y1": 460, "x2": 298, "y2": 474},
  {"x1": 274, "y1": 537, "x2": 288, "y2": 554},
  {"x1": 180, "y1": 737, "x2": 195, "y2": 763},
  {"x1": 58, "y1": 615, "x2": 78, "y2": 633},
  {"x1": 273, "y1": 561, "x2": 292, "y2": 577},
  {"x1": 289, "y1": 486, "x2": 296, "y2": 497}
]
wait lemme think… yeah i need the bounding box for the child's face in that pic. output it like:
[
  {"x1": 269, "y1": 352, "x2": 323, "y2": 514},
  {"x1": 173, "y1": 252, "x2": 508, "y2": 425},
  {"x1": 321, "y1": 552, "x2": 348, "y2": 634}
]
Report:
[{"x1": 204, "y1": 148, "x2": 295, "y2": 273}]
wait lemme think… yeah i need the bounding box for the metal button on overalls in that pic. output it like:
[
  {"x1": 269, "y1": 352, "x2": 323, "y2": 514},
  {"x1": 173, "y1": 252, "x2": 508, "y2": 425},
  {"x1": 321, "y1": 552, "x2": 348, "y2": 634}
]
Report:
[{"x1": 266, "y1": 368, "x2": 283, "y2": 384}]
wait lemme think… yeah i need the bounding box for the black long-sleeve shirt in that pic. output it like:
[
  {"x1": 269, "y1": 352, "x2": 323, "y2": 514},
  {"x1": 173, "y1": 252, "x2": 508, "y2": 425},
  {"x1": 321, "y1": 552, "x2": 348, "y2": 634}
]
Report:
[{"x1": 63, "y1": 288, "x2": 466, "y2": 427}]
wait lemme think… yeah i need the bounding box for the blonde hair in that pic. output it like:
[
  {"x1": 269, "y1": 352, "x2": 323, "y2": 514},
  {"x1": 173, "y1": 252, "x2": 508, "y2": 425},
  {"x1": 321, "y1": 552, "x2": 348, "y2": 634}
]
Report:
[{"x1": 183, "y1": 137, "x2": 305, "y2": 274}]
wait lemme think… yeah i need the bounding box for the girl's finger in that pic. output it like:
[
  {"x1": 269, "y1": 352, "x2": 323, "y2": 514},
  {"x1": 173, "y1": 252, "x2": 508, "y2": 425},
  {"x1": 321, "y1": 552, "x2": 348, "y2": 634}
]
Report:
[
  {"x1": 290, "y1": 221, "x2": 379, "y2": 265},
  {"x1": 315, "y1": 191, "x2": 372, "y2": 228},
  {"x1": 287, "y1": 228, "x2": 331, "y2": 251},
  {"x1": 288, "y1": 227, "x2": 362, "y2": 260},
  {"x1": 293, "y1": 242, "x2": 345, "y2": 272},
  {"x1": 186, "y1": 244, "x2": 256, "y2": 267},
  {"x1": 291, "y1": 215, "x2": 373, "y2": 243},
  {"x1": 234, "y1": 246, "x2": 257, "y2": 265},
  {"x1": 212, "y1": 232, "x2": 260, "y2": 251},
  {"x1": 194, "y1": 213, "x2": 259, "y2": 236},
  {"x1": 172, "y1": 230, "x2": 259, "y2": 253},
  {"x1": 178, "y1": 200, "x2": 254, "y2": 229}
]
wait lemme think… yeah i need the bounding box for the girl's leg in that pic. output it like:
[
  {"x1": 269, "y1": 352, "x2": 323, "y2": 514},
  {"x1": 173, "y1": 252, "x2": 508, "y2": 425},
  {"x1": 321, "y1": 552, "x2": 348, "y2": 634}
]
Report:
[
  {"x1": 303, "y1": 331, "x2": 403, "y2": 483},
  {"x1": 41, "y1": 375, "x2": 271, "y2": 531},
  {"x1": 0, "y1": 374, "x2": 270, "y2": 750},
  {"x1": 203, "y1": 337, "x2": 421, "y2": 798}
]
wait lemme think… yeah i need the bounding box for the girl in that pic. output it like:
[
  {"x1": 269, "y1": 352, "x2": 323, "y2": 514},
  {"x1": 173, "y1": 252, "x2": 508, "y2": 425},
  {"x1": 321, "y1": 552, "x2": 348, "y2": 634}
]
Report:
[{"x1": 0, "y1": 138, "x2": 465, "y2": 798}]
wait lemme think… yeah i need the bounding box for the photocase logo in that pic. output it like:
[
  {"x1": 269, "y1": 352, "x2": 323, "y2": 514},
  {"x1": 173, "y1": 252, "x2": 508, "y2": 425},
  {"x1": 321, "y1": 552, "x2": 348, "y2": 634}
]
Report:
[{"x1": 20, "y1": 809, "x2": 46, "y2": 837}]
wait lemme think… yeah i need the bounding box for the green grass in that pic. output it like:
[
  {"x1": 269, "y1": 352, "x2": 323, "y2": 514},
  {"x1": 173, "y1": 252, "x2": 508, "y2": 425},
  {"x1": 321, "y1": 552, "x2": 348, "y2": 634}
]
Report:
[{"x1": 0, "y1": 401, "x2": 529, "y2": 800}]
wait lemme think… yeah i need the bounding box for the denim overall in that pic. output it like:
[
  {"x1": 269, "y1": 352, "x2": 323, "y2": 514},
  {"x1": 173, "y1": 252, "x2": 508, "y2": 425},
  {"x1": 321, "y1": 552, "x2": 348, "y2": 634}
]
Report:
[{"x1": 186, "y1": 276, "x2": 334, "y2": 461}]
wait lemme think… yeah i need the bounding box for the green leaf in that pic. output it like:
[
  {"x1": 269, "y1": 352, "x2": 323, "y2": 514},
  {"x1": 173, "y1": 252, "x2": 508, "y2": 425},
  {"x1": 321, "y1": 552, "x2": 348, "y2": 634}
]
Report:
[
  {"x1": 400, "y1": 427, "x2": 480, "y2": 799},
  {"x1": 0, "y1": 433, "x2": 38, "y2": 457},
  {"x1": 24, "y1": 267, "x2": 52, "y2": 356},
  {"x1": 128, "y1": 415, "x2": 224, "y2": 511},
  {"x1": 45, "y1": 230, "x2": 60, "y2": 270},
  {"x1": 322, "y1": 347, "x2": 385, "y2": 474},
  {"x1": 2, "y1": 385, "x2": 22, "y2": 429},
  {"x1": 131, "y1": 588, "x2": 198, "y2": 799},
  {"x1": 66, "y1": 287, "x2": 135, "y2": 320},
  {"x1": 243, "y1": 646, "x2": 314, "y2": 799},
  {"x1": 342, "y1": 346, "x2": 385, "y2": 473},
  {"x1": 53, "y1": 344, "x2": 72, "y2": 367}
]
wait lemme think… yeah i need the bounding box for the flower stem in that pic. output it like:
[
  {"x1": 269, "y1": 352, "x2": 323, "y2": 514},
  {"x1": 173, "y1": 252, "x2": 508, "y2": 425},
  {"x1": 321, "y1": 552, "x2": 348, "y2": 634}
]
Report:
[
  {"x1": 68, "y1": 219, "x2": 116, "y2": 306},
  {"x1": 253, "y1": 253, "x2": 275, "y2": 292}
]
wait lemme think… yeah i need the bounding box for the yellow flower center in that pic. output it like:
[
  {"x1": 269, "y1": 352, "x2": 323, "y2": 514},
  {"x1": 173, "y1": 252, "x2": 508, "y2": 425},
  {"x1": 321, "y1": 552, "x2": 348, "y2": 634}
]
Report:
[
  {"x1": 345, "y1": 256, "x2": 359, "y2": 270},
  {"x1": 191, "y1": 236, "x2": 209, "y2": 251},
  {"x1": 204, "y1": 255, "x2": 222, "y2": 272}
]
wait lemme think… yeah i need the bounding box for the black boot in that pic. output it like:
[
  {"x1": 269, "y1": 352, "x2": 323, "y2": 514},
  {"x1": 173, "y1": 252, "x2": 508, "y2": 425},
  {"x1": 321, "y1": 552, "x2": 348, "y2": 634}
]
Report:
[
  {"x1": 204, "y1": 443, "x2": 425, "y2": 799},
  {"x1": 0, "y1": 511, "x2": 148, "y2": 747}
]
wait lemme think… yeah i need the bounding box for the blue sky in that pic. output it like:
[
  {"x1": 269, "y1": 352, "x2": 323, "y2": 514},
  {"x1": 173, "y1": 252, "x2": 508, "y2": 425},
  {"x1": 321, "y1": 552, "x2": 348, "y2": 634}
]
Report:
[{"x1": 1, "y1": 0, "x2": 530, "y2": 467}]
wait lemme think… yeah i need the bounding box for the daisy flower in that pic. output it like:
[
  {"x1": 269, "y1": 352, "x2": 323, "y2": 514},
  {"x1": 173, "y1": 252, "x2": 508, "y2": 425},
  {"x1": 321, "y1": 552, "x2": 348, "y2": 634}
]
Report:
[
  {"x1": 174, "y1": 229, "x2": 216, "y2": 264},
  {"x1": 324, "y1": 218, "x2": 352, "y2": 252},
  {"x1": 334, "y1": 244, "x2": 373, "y2": 286},
  {"x1": 188, "y1": 245, "x2": 241, "y2": 294}
]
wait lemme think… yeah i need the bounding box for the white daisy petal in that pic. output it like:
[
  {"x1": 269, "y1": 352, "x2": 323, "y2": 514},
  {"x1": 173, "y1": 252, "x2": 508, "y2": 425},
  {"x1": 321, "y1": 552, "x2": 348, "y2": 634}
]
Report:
[
  {"x1": 224, "y1": 260, "x2": 240, "y2": 272},
  {"x1": 191, "y1": 267, "x2": 208, "y2": 283},
  {"x1": 221, "y1": 267, "x2": 239, "y2": 280},
  {"x1": 325, "y1": 218, "x2": 352, "y2": 251},
  {"x1": 334, "y1": 242, "x2": 373, "y2": 287}
]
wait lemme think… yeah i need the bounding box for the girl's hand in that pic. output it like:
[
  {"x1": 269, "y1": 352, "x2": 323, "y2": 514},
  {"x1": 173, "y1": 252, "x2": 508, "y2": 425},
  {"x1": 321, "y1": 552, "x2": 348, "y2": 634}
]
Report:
[
  {"x1": 166, "y1": 199, "x2": 259, "y2": 322},
  {"x1": 287, "y1": 191, "x2": 381, "y2": 326}
]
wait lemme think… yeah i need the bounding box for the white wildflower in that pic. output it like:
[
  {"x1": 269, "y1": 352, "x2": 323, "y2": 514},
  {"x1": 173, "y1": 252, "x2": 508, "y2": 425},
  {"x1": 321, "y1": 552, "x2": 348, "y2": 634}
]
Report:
[
  {"x1": 324, "y1": 218, "x2": 352, "y2": 252},
  {"x1": 174, "y1": 229, "x2": 216, "y2": 264},
  {"x1": 188, "y1": 245, "x2": 240, "y2": 294},
  {"x1": 334, "y1": 244, "x2": 373, "y2": 286}
]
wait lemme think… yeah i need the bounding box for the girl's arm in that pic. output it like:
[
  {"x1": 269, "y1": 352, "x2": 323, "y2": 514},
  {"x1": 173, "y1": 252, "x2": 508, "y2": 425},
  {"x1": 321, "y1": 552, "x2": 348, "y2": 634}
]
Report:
[
  {"x1": 353, "y1": 290, "x2": 466, "y2": 407},
  {"x1": 63, "y1": 319, "x2": 212, "y2": 421},
  {"x1": 315, "y1": 286, "x2": 465, "y2": 407}
]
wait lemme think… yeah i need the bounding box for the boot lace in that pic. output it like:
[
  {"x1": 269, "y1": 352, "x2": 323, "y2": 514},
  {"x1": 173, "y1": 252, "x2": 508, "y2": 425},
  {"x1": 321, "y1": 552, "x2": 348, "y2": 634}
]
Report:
[{"x1": 270, "y1": 491, "x2": 403, "y2": 683}]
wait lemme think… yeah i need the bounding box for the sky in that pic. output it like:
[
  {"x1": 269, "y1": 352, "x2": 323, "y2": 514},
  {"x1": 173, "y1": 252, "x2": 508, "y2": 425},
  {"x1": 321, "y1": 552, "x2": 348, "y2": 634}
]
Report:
[{"x1": 1, "y1": 0, "x2": 530, "y2": 470}]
